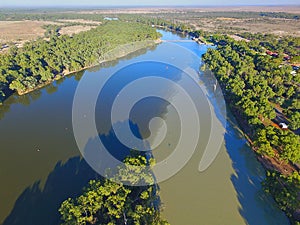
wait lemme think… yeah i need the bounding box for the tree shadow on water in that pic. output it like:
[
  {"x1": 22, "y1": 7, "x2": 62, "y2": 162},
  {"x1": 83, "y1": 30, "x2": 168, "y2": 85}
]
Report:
[
  {"x1": 83, "y1": 120, "x2": 153, "y2": 182},
  {"x1": 199, "y1": 69, "x2": 289, "y2": 225},
  {"x1": 3, "y1": 120, "x2": 156, "y2": 225},
  {"x1": 225, "y1": 114, "x2": 290, "y2": 225},
  {"x1": 3, "y1": 157, "x2": 100, "y2": 225}
]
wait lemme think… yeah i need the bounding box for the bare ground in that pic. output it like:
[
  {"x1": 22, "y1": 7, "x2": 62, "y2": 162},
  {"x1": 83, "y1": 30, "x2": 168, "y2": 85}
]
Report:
[
  {"x1": 75, "y1": 6, "x2": 300, "y2": 14},
  {"x1": 81, "y1": 6, "x2": 300, "y2": 36},
  {"x1": 56, "y1": 19, "x2": 102, "y2": 25},
  {"x1": 0, "y1": 20, "x2": 98, "y2": 53},
  {"x1": 189, "y1": 17, "x2": 300, "y2": 36},
  {"x1": 0, "y1": 20, "x2": 55, "y2": 43},
  {"x1": 59, "y1": 25, "x2": 96, "y2": 36}
]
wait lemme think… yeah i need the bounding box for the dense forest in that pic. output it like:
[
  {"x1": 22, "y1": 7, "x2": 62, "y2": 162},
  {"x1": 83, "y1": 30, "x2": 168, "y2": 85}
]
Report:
[
  {"x1": 0, "y1": 21, "x2": 160, "y2": 102},
  {"x1": 202, "y1": 34, "x2": 300, "y2": 223},
  {"x1": 59, "y1": 153, "x2": 169, "y2": 225}
]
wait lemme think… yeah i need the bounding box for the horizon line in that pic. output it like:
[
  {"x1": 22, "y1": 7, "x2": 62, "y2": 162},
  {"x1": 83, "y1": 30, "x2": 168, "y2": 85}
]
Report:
[{"x1": 1, "y1": 4, "x2": 300, "y2": 9}]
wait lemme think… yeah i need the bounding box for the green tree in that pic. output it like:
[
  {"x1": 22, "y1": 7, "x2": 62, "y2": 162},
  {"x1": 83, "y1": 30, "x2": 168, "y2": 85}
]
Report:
[
  {"x1": 289, "y1": 111, "x2": 300, "y2": 130},
  {"x1": 59, "y1": 154, "x2": 169, "y2": 225},
  {"x1": 278, "y1": 131, "x2": 300, "y2": 163},
  {"x1": 254, "y1": 128, "x2": 275, "y2": 157},
  {"x1": 0, "y1": 21, "x2": 161, "y2": 102},
  {"x1": 264, "y1": 171, "x2": 300, "y2": 219}
]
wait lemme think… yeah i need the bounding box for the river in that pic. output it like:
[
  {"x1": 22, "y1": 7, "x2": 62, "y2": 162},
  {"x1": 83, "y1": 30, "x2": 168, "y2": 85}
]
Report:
[{"x1": 0, "y1": 30, "x2": 289, "y2": 225}]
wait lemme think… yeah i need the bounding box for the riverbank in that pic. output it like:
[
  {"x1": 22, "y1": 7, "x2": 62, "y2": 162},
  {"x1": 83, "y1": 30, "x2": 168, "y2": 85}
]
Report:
[
  {"x1": 14, "y1": 39, "x2": 161, "y2": 96},
  {"x1": 158, "y1": 26, "x2": 295, "y2": 174},
  {"x1": 153, "y1": 25, "x2": 212, "y2": 45},
  {"x1": 225, "y1": 94, "x2": 297, "y2": 175},
  {"x1": 228, "y1": 98, "x2": 300, "y2": 223},
  {"x1": 0, "y1": 21, "x2": 162, "y2": 104},
  {"x1": 160, "y1": 26, "x2": 296, "y2": 177},
  {"x1": 202, "y1": 66, "x2": 299, "y2": 223}
]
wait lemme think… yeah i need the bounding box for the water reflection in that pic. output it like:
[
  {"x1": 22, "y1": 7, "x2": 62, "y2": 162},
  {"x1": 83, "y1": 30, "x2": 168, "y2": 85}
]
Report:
[
  {"x1": 0, "y1": 90, "x2": 42, "y2": 119},
  {"x1": 2, "y1": 157, "x2": 100, "y2": 225},
  {"x1": 45, "y1": 83, "x2": 58, "y2": 95},
  {"x1": 225, "y1": 114, "x2": 289, "y2": 225},
  {"x1": 0, "y1": 44, "x2": 158, "y2": 121},
  {"x1": 2, "y1": 120, "x2": 157, "y2": 225},
  {"x1": 95, "y1": 61, "x2": 182, "y2": 135},
  {"x1": 153, "y1": 30, "x2": 289, "y2": 225},
  {"x1": 200, "y1": 68, "x2": 289, "y2": 225}
]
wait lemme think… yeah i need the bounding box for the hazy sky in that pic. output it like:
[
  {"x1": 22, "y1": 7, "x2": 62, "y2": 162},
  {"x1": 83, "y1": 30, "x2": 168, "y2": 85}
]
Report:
[{"x1": 0, "y1": 0, "x2": 299, "y2": 7}]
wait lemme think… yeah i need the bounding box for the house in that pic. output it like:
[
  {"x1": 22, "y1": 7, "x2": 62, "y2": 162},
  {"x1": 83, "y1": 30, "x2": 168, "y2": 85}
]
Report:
[
  {"x1": 279, "y1": 123, "x2": 288, "y2": 129},
  {"x1": 291, "y1": 71, "x2": 297, "y2": 75},
  {"x1": 283, "y1": 55, "x2": 291, "y2": 61},
  {"x1": 266, "y1": 50, "x2": 278, "y2": 57}
]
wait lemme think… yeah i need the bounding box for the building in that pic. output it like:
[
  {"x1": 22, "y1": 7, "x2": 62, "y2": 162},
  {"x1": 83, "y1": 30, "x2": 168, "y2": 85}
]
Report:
[
  {"x1": 283, "y1": 55, "x2": 291, "y2": 61},
  {"x1": 279, "y1": 123, "x2": 288, "y2": 129},
  {"x1": 104, "y1": 17, "x2": 119, "y2": 21},
  {"x1": 266, "y1": 50, "x2": 278, "y2": 57}
]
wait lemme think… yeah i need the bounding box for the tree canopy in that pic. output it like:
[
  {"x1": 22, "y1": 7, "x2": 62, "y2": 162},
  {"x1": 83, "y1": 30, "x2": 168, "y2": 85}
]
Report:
[
  {"x1": 202, "y1": 33, "x2": 300, "y2": 223},
  {"x1": 59, "y1": 153, "x2": 169, "y2": 225},
  {"x1": 0, "y1": 21, "x2": 161, "y2": 102}
]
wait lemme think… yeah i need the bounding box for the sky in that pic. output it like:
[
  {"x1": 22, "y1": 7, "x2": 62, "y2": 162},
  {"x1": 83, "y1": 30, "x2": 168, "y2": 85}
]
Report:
[{"x1": 0, "y1": 0, "x2": 299, "y2": 7}]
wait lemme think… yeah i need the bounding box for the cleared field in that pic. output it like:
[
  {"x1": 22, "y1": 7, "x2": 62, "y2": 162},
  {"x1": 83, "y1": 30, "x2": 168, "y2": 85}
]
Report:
[
  {"x1": 57, "y1": 19, "x2": 102, "y2": 25},
  {"x1": 0, "y1": 20, "x2": 99, "y2": 53},
  {"x1": 80, "y1": 6, "x2": 299, "y2": 36},
  {"x1": 0, "y1": 20, "x2": 99, "y2": 43},
  {"x1": 189, "y1": 17, "x2": 300, "y2": 36},
  {"x1": 0, "y1": 20, "x2": 56, "y2": 43},
  {"x1": 59, "y1": 25, "x2": 96, "y2": 36},
  {"x1": 76, "y1": 6, "x2": 300, "y2": 14},
  {"x1": 0, "y1": 6, "x2": 299, "y2": 48}
]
